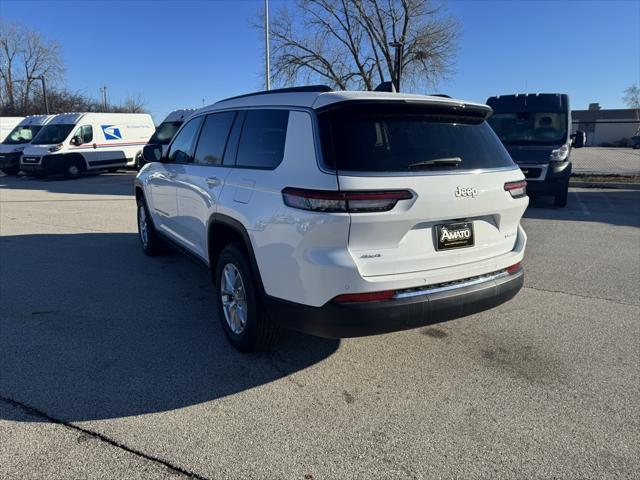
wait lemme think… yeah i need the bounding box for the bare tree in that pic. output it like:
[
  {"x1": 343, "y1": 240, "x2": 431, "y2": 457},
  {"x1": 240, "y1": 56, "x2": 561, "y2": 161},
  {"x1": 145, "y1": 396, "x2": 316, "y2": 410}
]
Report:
[
  {"x1": 623, "y1": 84, "x2": 639, "y2": 117},
  {"x1": 623, "y1": 84, "x2": 640, "y2": 135},
  {"x1": 0, "y1": 20, "x2": 64, "y2": 114},
  {"x1": 113, "y1": 94, "x2": 146, "y2": 113},
  {"x1": 260, "y1": 0, "x2": 458, "y2": 92}
]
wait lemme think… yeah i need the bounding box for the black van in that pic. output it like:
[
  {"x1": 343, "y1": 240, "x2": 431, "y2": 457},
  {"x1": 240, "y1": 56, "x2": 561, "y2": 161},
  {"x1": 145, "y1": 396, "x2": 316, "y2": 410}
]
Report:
[{"x1": 486, "y1": 93, "x2": 585, "y2": 207}]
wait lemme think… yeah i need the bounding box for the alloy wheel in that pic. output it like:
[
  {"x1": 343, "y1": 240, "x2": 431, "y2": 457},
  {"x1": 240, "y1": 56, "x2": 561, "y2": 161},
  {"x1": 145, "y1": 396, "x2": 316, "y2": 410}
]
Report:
[
  {"x1": 220, "y1": 263, "x2": 248, "y2": 335},
  {"x1": 138, "y1": 204, "x2": 149, "y2": 247}
]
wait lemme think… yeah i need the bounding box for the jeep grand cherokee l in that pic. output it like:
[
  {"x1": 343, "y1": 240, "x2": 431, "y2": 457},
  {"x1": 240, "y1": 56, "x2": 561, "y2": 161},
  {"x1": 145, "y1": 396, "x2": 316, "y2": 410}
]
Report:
[{"x1": 135, "y1": 86, "x2": 528, "y2": 352}]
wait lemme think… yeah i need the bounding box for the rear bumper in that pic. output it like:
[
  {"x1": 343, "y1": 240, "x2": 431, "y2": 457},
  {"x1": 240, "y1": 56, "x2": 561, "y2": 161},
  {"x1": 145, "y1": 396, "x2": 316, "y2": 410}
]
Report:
[{"x1": 266, "y1": 267, "x2": 524, "y2": 338}]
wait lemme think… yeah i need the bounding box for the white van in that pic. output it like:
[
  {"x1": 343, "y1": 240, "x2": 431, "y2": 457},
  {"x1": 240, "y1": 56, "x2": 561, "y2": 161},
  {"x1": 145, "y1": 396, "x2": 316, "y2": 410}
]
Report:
[
  {"x1": 0, "y1": 115, "x2": 55, "y2": 175},
  {"x1": 0, "y1": 117, "x2": 25, "y2": 143},
  {"x1": 137, "y1": 109, "x2": 197, "y2": 168},
  {"x1": 20, "y1": 112, "x2": 155, "y2": 178},
  {"x1": 149, "y1": 109, "x2": 197, "y2": 147}
]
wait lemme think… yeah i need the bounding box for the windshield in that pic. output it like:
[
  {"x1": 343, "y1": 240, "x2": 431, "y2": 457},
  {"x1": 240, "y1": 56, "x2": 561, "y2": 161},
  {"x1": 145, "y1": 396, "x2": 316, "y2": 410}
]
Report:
[
  {"x1": 31, "y1": 124, "x2": 75, "y2": 145},
  {"x1": 2, "y1": 125, "x2": 43, "y2": 145},
  {"x1": 487, "y1": 112, "x2": 568, "y2": 146},
  {"x1": 318, "y1": 103, "x2": 514, "y2": 172},
  {"x1": 149, "y1": 121, "x2": 183, "y2": 144}
]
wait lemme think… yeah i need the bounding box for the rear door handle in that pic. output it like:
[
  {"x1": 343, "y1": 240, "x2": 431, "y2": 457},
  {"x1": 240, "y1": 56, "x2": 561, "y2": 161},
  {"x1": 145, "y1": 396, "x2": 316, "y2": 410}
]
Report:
[{"x1": 206, "y1": 177, "x2": 222, "y2": 187}]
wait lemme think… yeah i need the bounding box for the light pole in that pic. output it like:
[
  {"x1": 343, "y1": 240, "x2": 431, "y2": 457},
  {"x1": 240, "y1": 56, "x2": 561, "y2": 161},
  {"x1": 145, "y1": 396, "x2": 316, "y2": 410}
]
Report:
[
  {"x1": 388, "y1": 41, "x2": 404, "y2": 92},
  {"x1": 265, "y1": 0, "x2": 271, "y2": 91},
  {"x1": 99, "y1": 85, "x2": 108, "y2": 111},
  {"x1": 28, "y1": 76, "x2": 49, "y2": 114}
]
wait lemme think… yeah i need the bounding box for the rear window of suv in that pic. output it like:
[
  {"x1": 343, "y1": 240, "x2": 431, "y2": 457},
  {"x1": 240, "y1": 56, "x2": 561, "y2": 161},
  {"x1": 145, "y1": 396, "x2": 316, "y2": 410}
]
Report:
[{"x1": 318, "y1": 102, "x2": 515, "y2": 172}]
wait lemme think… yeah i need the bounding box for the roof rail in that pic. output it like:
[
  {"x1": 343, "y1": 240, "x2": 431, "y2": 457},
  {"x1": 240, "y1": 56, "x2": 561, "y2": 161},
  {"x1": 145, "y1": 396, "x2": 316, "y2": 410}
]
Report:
[{"x1": 216, "y1": 85, "x2": 332, "y2": 103}]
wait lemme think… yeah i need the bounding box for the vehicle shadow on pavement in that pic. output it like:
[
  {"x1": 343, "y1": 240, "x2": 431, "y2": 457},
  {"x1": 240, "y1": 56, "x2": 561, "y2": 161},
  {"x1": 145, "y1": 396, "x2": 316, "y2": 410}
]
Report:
[
  {"x1": 524, "y1": 188, "x2": 640, "y2": 228},
  {"x1": 0, "y1": 233, "x2": 339, "y2": 422},
  {"x1": 0, "y1": 171, "x2": 135, "y2": 196}
]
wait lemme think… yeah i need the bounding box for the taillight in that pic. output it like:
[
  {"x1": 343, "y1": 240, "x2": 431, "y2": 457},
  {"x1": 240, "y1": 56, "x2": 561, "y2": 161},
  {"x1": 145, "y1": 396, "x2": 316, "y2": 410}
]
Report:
[
  {"x1": 282, "y1": 188, "x2": 412, "y2": 213},
  {"x1": 504, "y1": 181, "x2": 527, "y2": 198},
  {"x1": 506, "y1": 262, "x2": 522, "y2": 274},
  {"x1": 332, "y1": 290, "x2": 396, "y2": 303}
]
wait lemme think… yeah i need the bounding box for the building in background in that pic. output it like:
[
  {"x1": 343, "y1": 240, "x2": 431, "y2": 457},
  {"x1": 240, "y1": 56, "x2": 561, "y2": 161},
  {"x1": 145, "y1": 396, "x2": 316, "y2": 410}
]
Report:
[{"x1": 572, "y1": 103, "x2": 640, "y2": 147}]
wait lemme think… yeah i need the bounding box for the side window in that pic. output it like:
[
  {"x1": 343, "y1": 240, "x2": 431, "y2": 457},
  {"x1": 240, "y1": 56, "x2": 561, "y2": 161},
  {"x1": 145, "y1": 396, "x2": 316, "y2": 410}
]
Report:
[
  {"x1": 167, "y1": 117, "x2": 203, "y2": 163},
  {"x1": 235, "y1": 109, "x2": 289, "y2": 169},
  {"x1": 73, "y1": 125, "x2": 93, "y2": 144},
  {"x1": 193, "y1": 112, "x2": 237, "y2": 166},
  {"x1": 82, "y1": 125, "x2": 93, "y2": 143}
]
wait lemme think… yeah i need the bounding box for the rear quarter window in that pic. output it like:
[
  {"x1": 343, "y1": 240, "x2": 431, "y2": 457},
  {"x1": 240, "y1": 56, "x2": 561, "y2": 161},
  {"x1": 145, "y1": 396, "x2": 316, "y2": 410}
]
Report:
[
  {"x1": 318, "y1": 103, "x2": 515, "y2": 172},
  {"x1": 235, "y1": 109, "x2": 289, "y2": 169}
]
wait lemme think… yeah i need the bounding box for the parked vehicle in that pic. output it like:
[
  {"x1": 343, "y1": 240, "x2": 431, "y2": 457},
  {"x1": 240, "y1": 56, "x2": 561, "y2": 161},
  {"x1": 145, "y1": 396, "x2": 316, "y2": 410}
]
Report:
[
  {"x1": 149, "y1": 109, "x2": 196, "y2": 147},
  {"x1": 0, "y1": 115, "x2": 55, "y2": 175},
  {"x1": 137, "y1": 86, "x2": 528, "y2": 352},
  {"x1": 20, "y1": 112, "x2": 155, "y2": 178},
  {"x1": 138, "y1": 109, "x2": 197, "y2": 169},
  {"x1": 0, "y1": 117, "x2": 25, "y2": 144},
  {"x1": 486, "y1": 93, "x2": 584, "y2": 207},
  {"x1": 632, "y1": 135, "x2": 640, "y2": 149}
]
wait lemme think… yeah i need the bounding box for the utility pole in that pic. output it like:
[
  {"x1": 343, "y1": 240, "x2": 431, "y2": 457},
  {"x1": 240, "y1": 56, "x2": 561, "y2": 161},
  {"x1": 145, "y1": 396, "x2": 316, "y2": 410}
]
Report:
[
  {"x1": 265, "y1": 0, "x2": 270, "y2": 91},
  {"x1": 388, "y1": 41, "x2": 404, "y2": 92},
  {"x1": 29, "y1": 76, "x2": 49, "y2": 114},
  {"x1": 99, "y1": 85, "x2": 108, "y2": 111}
]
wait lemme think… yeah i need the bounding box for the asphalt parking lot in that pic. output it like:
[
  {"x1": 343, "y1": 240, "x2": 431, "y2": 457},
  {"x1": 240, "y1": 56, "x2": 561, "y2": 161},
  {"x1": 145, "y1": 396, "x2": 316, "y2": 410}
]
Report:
[{"x1": 1, "y1": 172, "x2": 639, "y2": 479}]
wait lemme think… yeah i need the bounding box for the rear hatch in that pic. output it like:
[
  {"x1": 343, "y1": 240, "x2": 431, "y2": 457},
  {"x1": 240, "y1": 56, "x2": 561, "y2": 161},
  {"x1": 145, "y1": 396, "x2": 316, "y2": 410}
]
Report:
[{"x1": 317, "y1": 101, "x2": 527, "y2": 278}]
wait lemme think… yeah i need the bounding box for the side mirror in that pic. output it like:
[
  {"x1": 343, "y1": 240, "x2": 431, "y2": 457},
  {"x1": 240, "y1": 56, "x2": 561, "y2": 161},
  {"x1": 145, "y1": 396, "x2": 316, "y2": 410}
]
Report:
[
  {"x1": 142, "y1": 143, "x2": 163, "y2": 163},
  {"x1": 70, "y1": 136, "x2": 82, "y2": 146},
  {"x1": 572, "y1": 130, "x2": 586, "y2": 148}
]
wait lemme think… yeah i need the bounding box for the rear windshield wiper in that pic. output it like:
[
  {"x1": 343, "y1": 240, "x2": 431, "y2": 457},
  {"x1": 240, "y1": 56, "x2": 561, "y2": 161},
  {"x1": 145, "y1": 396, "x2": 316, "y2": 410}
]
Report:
[{"x1": 407, "y1": 157, "x2": 462, "y2": 169}]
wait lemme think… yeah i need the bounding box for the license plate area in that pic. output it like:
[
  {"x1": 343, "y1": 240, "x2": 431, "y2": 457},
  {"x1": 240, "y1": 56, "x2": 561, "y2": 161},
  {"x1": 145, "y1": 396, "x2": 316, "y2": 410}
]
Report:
[
  {"x1": 435, "y1": 221, "x2": 474, "y2": 251},
  {"x1": 22, "y1": 157, "x2": 40, "y2": 164}
]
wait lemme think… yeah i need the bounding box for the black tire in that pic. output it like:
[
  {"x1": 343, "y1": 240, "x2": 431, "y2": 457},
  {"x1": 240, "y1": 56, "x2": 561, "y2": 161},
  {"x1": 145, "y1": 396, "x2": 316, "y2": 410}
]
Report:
[
  {"x1": 214, "y1": 244, "x2": 278, "y2": 352},
  {"x1": 64, "y1": 157, "x2": 84, "y2": 179},
  {"x1": 554, "y1": 182, "x2": 569, "y2": 207},
  {"x1": 136, "y1": 196, "x2": 164, "y2": 256},
  {"x1": 2, "y1": 166, "x2": 19, "y2": 175}
]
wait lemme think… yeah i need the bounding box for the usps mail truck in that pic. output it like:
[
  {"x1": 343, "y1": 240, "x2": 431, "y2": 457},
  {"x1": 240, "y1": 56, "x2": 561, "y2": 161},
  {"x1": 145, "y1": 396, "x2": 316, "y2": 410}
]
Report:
[
  {"x1": 138, "y1": 109, "x2": 197, "y2": 168},
  {"x1": 149, "y1": 109, "x2": 196, "y2": 146},
  {"x1": 0, "y1": 115, "x2": 55, "y2": 175},
  {"x1": 0, "y1": 117, "x2": 25, "y2": 143},
  {"x1": 21, "y1": 112, "x2": 154, "y2": 178}
]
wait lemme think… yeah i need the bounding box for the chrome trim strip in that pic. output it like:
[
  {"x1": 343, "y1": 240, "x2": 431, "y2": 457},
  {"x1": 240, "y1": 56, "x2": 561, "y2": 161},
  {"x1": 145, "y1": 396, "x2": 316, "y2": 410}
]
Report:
[
  {"x1": 393, "y1": 270, "x2": 510, "y2": 299},
  {"x1": 336, "y1": 166, "x2": 520, "y2": 177}
]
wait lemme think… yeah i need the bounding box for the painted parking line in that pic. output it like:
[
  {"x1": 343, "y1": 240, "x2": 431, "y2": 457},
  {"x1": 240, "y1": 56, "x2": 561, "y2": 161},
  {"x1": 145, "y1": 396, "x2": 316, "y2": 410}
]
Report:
[{"x1": 572, "y1": 191, "x2": 591, "y2": 216}]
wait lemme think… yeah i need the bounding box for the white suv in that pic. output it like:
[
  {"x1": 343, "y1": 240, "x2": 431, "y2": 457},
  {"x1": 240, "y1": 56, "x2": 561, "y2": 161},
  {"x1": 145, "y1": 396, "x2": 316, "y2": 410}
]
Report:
[{"x1": 135, "y1": 86, "x2": 528, "y2": 352}]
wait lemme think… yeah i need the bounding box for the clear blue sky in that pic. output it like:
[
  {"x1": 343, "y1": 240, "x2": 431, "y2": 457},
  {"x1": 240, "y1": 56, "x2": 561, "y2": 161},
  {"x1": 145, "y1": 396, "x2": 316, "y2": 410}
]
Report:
[{"x1": 2, "y1": 0, "x2": 638, "y2": 123}]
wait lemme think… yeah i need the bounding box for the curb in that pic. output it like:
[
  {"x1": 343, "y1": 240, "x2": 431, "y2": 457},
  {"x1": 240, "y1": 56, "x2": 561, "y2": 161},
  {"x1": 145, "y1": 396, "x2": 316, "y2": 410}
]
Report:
[{"x1": 569, "y1": 181, "x2": 640, "y2": 190}]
